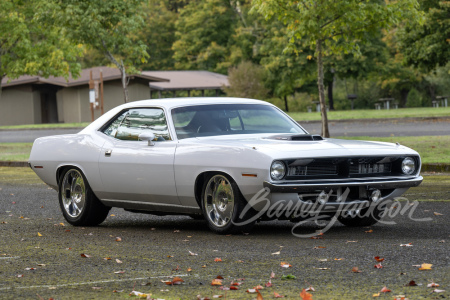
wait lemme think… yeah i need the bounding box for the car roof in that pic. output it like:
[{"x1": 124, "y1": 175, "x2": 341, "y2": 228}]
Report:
[{"x1": 116, "y1": 97, "x2": 271, "y2": 110}]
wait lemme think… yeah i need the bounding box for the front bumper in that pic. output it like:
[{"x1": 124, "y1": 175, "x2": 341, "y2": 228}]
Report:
[{"x1": 263, "y1": 176, "x2": 423, "y2": 193}]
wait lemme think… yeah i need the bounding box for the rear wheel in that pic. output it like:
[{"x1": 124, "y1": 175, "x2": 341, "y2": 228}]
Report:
[
  {"x1": 58, "y1": 168, "x2": 110, "y2": 226},
  {"x1": 201, "y1": 174, "x2": 256, "y2": 234}
]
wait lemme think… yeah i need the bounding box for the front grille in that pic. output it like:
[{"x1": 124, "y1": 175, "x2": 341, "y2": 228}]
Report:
[{"x1": 283, "y1": 156, "x2": 417, "y2": 180}]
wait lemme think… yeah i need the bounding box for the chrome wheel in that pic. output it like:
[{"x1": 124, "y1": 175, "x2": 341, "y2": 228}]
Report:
[
  {"x1": 61, "y1": 169, "x2": 86, "y2": 218},
  {"x1": 204, "y1": 175, "x2": 235, "y2": 228}
]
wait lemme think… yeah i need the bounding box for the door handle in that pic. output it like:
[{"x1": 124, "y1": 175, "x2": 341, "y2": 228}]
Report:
[{"x1": 105, "y1": 149, "x2": 112, "y2": 157}]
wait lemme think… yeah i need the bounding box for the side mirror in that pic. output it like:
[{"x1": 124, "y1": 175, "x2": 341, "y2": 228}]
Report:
[{"x1": 138, "y1": 132, "x2": 155, "y2": 146}]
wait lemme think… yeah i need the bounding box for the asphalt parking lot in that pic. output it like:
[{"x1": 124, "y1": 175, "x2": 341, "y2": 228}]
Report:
[{"x1": 0, "y1": 168, "x2": 449, "y2": 299}]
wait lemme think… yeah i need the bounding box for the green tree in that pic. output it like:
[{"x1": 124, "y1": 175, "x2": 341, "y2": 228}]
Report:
[
  {"x1": 252, "y1": 0, "x2": 422, "y2": 137},
  {"x1": 0, "y1": 0, "x2": 81, "y2": 100},
  {"x1": 224, "y1": 61, "x2": 269, "y2": 99},
  {"x1": 46, "y1": 0, "x2": 149, "y2": 103},
  {"x1": 399, "y1": 0, "x2": 450, "y2": 72}
]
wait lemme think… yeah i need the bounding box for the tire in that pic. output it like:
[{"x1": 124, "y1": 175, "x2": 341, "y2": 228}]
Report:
[
  {"x1": 337, "y1": 200, "x2": 389, "y2": 227},
  {"x1": 201, "y1": 174, "x2": 256, "y2": 234},
  {"x1": 58, "y1": 168, "x2": 110, "y2": 226}
]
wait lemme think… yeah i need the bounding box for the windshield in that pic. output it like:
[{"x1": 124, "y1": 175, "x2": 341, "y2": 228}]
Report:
[{"x1": 171, "y1": 104, "x2": 306, "y2": 139}]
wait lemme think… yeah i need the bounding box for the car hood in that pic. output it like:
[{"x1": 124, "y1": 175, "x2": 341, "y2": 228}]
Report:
[{"x1": 193, "y1": 134, "x2": 419, "y2": 159}]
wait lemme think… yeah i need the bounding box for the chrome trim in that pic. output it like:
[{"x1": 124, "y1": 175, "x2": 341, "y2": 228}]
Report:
[{"x1": 264, "y1": 176, "x2": 423, "y2": 193}]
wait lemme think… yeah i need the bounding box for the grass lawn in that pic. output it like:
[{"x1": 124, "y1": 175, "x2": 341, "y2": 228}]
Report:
[
  {"x1": 0, "y1": 135, "x2": 448, "y2": 164},
  {"x1": 337, "y1": 135, "x2": 450, "y2": 164},
  {"x1": 0, "y1": 143, "x2": 33, "y2": 161},
  {"x1": 0, "y1": 122, "x2": 90, "y2": 130},
  {"x1": 288, "y1": 106, "x2": 450, "y2": 121}
]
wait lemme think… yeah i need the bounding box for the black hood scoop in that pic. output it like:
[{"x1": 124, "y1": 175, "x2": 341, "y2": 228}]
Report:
[{"x1": 265, "y1": 134, "x2": 324, "y2": 141}]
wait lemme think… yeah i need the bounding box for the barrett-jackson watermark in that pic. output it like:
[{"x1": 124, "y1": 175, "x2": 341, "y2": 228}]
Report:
[{"x1": 234, "y1": 187, "x2": 432, "y2": 238}]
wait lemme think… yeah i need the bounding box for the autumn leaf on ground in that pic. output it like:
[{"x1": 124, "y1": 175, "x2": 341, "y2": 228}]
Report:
[
  {"x1": 115, "y1": 237, "x2": 122, "y2": 242},
  {"x1": 406, "y1": 280, "x2": 417, "y2": 286},
  {"x1": 211, "y1": 279, "x2": 223, "y2": 286},
  {"x1": 265, "y1": 280, "x2": 272, "y2": 287},
  {"x1": 17, "y1": 274, "x2": 23, "y2": 278},
  {"x1": 433, "y1": 212, "x2": 443, "y2": 216},
  {"x1": 80, "y1": 253, "x2": 91, "y2": 258},
  {"x1": 37, "y1": 232, "x2": 42, "y2": 237},
  {"x1": 280, "y1": 262, "x2": 292, "y2": 268},
  {"x1": 103, "y1": 257, "x2": 111, "y2": 260},
  {"x1": 365, "y1": 229, "x2": 373, "y2": 233},
  {"x1": 189, "y1": 251, "x2": 198, "y2": 256},
  {"x1": 270, "y1": 271, "x2": 275, "y2": 278},
  {"x1": 214, "y1": 258, "x2": 222, "y2": 262},
  {"x1": 351, "y1": 267, "x2": 362, "y2": 273},
  {"x1": 300, "y1": 289, "x2": 313, "y2": 300},
  {"x1": 167, "y1": 255, "x2": 173, "y2": 258},
  {"x1": 374, "y1": 263, "x2": 383, "y2": 269},
  {"x1": 271, "y1": 251, "x2": 281, "y2": 255},
  {"x1": 253, "y1": 285, "x2": 264, "y2": 290},
  {"x1": 187, "y1": 268, "x2": 192, "y2": 272},
  {"x1": 334, "y1": 258, "x2": 344, "y2": 261},
  {"x1": 231, "y1": 282, "x2": 242, "y2": 286},
  {"x1": 281, "y1": 274, "x2": 296, "y2": 280},
  {"x1": 418, "y1": 263, "x2": 432, "y2": 270},
  {"x1": 256, "y1": 290, "x2": 263, "y2": 300},
  {"x1": 274, "y1": 292, "x2": 285, "y2": 298},
  {"x1": 400, "y1": 243, "x2": 413, "y2": 247},
  {"x1": 380, "y1": 286, "x2": 391, "y2": 293},
  {"x1": 427, "y1": 282, "x2": 439, "y2": 287},
  {"x1": 230, "y1": 286, "x2": 239, "y2": 290},
  {"x1": 313, "y1": 246, "x2": 326, "y2": 249},
  {"x1": 114, "y1": 271, "x2": 125, "y2": 274},
  {"x1": 372, "y1": 293, "x2": 380, "y2": 297},
  {"x1": 305, "y1": 286, "x2": 315, "y2": 292},
  {"x1": 171, "y1": 277, "x2": 184, "y2": 285},
  {"x1": 432, "y1": 289, "x2": 446, "y2": 293},
  {"x1": 219, "y1": 286, "x2": 230, "y2": 291},
  {"x1": 374, "y1": 256, "x2": 384, "y2": 262},
  {"x1": 116, "y1": 259, "x2": 122, "y2": 264},
  {"x1": 129, "y1": 291, "x2": 149, "y2": 297},
  {"x1": 246, "y1": 289, "x2": 257, "y2": 293},
  {"x1": 213, "y1": 295, "x2": 223, "y2": 299}
]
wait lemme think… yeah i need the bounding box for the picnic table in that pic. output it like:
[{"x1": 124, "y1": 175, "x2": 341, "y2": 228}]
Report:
[
  {"x1": 434, "y1": 96, "x2": 448, "y2": 108},
  {"x1": 378, "y1": 98, "x2": 395, "y2": 110}
]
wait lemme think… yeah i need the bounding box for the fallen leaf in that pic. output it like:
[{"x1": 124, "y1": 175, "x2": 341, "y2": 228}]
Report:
[
  {"x1": 372, "y1": 293, "x2": 380, "y2": 297},
  {"x1": 313, "y1": 246, "x2": 326, "y2": 249},
  {"x1": 300, "y1": 289, "x2": 313, "y2": 300},
  {"x1": 104, "y1": 257, "x2": 111, "y2": 260},
  {"x1": 172, "y1": 277, "x2": 184, "y2": 285},
  {"x1": 393, "y1": 296, "x2": 408, "y2": 300},
  {"x1": 271, "y1": 251, "x2": 281, "y2": 255},
  {"x1": 37, "y1": 264, "x2": 45, "y2": 267},
  {"x1": 116, "y1": 259, "x2": 122, "y2": 264},
  {"x1": 374, "y1": 263, "x2": 383, "y2": 269},
  {"x1": 115, "y1": 237, "x2": 122, "y2": 242},
  {"x1": 432, "y1": 289, "x2": 445, "y2": 293},
  {"x1": 246, "y1": 289, "x2": 257, "y2": 293},
  {"x1": 37, "y1": 232, "x2": 42, "y2": 237},
  {"x1": 214, "y1": 258, "x2": 222, "y2": 262},
  {"x1": 265, "y1": 280, "x2": 272, "y2": 287},
  {"x1": 172, "y1": 265, "x2": 180, "y2": 271},
  {"x1": 318, "y1": 259, "x2": 328, "y2": 262},
  {"x1": 270, "y1": 271, "x2": 275, "y2": 278},
  {"x1": 129, "y1": 291, "x2": 149, "y2": 297},
  {"x1": 365, "y1": 229, "x2": 373, "y2": 233},
  {"x1": 173, "y1": 230, "x2": 180, "y2": 233},
  {"x1": 219, "y1": 286, "x2": 229, "y2": 291},
  {"x1": 167, "y1": 255, "x2": 173, "y2": 258},
  {"x1": 280, "y1": 262, "x2": 292, "y2": 268},
  {"x1": 334, "y1": 258, "x2": 344, "y2": 261},
  {"x1": 253, "y1": 285, "x2": 264, "y2": 290},
  {"x1": 231, "y1": 282, "x2": 242, "y2": 286},
  {"x1": 380, "y1": 286, "x2": 391, "y2": 293},
  {"x1": 439, "y1": 240, "x2": 445, "y2": 243},
  {"x1": 400, "y1": 243, "x2": 413, "y2": 247},
  {"x1": 114, "y1": 271, "x2": 125, "y2": 274},
  {"x1": 274, "y1": 292, "x2": 285, "y2": 298},
  {"x1": 281, "y1": 274, "x2": 296, "y2": 280},
  {"x1": 305, "y1": 286, "x2": 315, "y2": 292},
  {"x1": 211, "y1": 279, "x2": 222, "y2": 286},
  {"x1": 433, "y1": 212, "x2": 443, "y2": 216},
  {"x1": 59, "y1": 223, "x2": 65, "y2": 226},
  {"x1": 406, "y1": 280, "x2": 417, "y2": 286},
  {"x1": 351, "y1": 267, "x2": 362, "y2": 273},
  {"x1": 374, "y1": 256, "x2": 384, "y2": 262},
  {"x1": 427, "y1": 282, "x2": 439, "y2": 287},
  {"x1": 110, "y1": 214, "x2": 115, "y2": 217},
  {"x1": 189, "y1": 251, "x2": 198, "y2": 256},
  {"x1": 17, "y1": 274, "x2": 23, "y2": 278},
  {"x1": 314, "y1": 267, "x2": 330, "y2": 270},
  {"x1": 24, "y1": 268, "x2": 36, "y2": 271},
  {"x1": 216, "y1": 275, "x2": 224, "y2": 279},
  {"x1": 80, "y1": 253, "x2": 91, "y2": 258},
  {"x1": 418, "y1": 263, "x2": 432, "y2": 270},
  {"x1": 256, "y1": 290, "x2": 263, "y2": 300},
  {"x1": 187, "y1": 268, "x2": 192, "y2": 272},
  {"x1": 213, "y1": 295, "x2": 223, "y2": 299}
]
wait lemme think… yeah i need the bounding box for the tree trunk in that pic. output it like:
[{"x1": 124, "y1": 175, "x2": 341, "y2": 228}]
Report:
[
  {"x1": 400, "y1": 88, "x2": 410, "y2": 108},
  {"x1": 327, "y1": 80, "x2": 334, "y2": 110},
  {"x1": 120, "y1": 66, "x2": 129, "y2": 103},
  {"x1": 316, "y1": 40, "x2": 330, "y2": 138},
  {"x1": 284, "y1": 95, "x2": 289, "y2": 112},
  {"x1": 0, "y1": 75, "x2": 3, "y2": 101}
]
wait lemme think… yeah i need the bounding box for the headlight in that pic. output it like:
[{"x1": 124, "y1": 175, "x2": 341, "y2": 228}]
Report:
[
  {"x1": 270, "y1": 160, "x2": 286, "y2": 180},
  {"x1": 401, "y1": 157, "x2": 416, "y2": 175}
]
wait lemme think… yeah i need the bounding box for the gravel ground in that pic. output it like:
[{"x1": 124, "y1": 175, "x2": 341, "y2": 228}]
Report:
[{"x1": 0, "y1": 170, "x2": 449, "y2": 299}]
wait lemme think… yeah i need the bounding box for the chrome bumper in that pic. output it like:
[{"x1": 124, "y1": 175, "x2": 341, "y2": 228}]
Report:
[{"x1": 263, "y1": 176, "x2": 423, "y2": 193}]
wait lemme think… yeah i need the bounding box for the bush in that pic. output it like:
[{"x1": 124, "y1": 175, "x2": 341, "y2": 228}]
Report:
[
  {"x1": 406, "y1": 88, "x2": 422, "y2": 107},
  {"x1": 224, "y1": 61, "x2": 269, "y2": 99}
]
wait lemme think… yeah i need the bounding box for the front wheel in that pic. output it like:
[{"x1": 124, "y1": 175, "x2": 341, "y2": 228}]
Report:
[
  {"x1": 201, "y1": 174, "x2": 256, "y2": 234},
  {"x1": 58, "y1": 168, "x2": 110, "y2": 226}
]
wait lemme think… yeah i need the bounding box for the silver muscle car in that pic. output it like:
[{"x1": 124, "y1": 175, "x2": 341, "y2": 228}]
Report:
[{"x1": 29, "y1": 98, "x2": 423, "y2": 234}]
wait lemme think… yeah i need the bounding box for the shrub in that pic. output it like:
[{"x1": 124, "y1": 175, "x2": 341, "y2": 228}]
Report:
[{"x1": 224, "y1": 61, "x2": 269, "y2": 99}]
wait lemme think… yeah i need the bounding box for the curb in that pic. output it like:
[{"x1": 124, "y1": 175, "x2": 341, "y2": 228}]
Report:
[{"x1": 2, "y1": 161, "x2": 448, "y2": 173}]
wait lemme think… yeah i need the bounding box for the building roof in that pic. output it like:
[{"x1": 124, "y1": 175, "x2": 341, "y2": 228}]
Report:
[
  {"x1": 1, "y1": 67, "x2": 168, "y2": 88},
  {"x1": 142, "y1": 70, "x2": 229, "y2": 91}
]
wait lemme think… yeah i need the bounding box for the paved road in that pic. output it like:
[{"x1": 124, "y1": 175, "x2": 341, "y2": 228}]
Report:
[
  {"x1": 0, "y1": 171, "x2": 448, "y2": 299},
  {"x1": 301, "y1": 117, "x2": 450, "y2": 137},
  {"x1": 1, "y1": 117, "x2": 449, "y2": 143}
]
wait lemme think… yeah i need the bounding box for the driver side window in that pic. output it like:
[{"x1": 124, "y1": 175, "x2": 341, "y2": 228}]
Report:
[{"x1": 102, "y1": 108, "x2": 171, "y2": 141}]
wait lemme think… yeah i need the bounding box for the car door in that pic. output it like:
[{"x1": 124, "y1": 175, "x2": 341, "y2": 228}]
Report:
[{"x1": 97, "y1": 107, "x2": 180, "y2": 205}]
